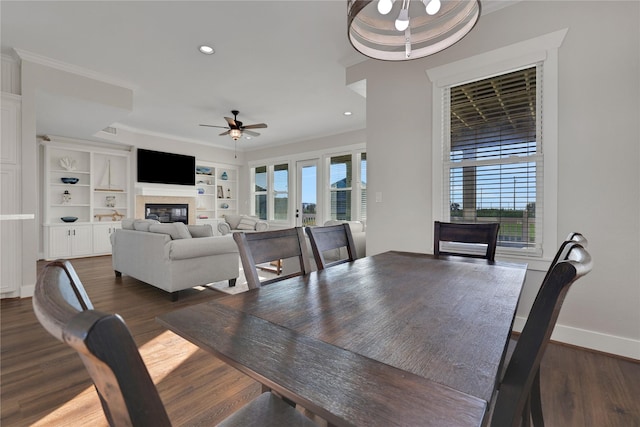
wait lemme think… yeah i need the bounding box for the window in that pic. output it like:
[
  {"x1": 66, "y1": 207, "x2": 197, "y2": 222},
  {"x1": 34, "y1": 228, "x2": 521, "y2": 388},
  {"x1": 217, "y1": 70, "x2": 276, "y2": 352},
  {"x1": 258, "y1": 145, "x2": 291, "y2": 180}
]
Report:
[
  {"x1": 360, "y1": 152, "x2": 367, "y2": 221},
  {"x1": 252, "y1": 163, "x2": 289, "y2": 221},
  {"x1": 428, "y1": 29, "x2": 567, "y2": 261},
  {"x1": 327, "y1": 152, "x2": 367, "y2": 222},
  {"x1": 273, "y1": 164, "x2": 289, "y2": 221},
  {"x1": 445, "y1": 66, "x2": 541, "y2": 253},
  {"x1": 329, "y1": 154, "x2": 352, "y2": 220}
]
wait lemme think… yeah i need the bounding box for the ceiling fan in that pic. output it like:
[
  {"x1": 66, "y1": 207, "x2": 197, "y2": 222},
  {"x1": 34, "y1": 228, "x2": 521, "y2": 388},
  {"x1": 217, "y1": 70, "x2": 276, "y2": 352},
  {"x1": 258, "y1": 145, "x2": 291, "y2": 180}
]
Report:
[{"x1": 200, "y1": 110, "x2": 267, "y2": 141}]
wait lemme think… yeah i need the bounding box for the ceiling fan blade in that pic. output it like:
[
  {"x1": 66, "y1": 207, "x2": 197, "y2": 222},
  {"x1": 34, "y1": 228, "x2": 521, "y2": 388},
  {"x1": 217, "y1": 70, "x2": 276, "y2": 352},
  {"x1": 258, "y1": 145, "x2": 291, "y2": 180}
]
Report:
[
  {"x1": 200, "y1": 124, "x2": 229, "y2": 129},
  {"x1": 243, "y1": 130, "x2": 260, "y2": 137},
  {"x1": 224, "y1": 117, "x2": 238, "y2": 128},
  {"x1": 242, "y1": 123, "x2": 268, "y2": 129},
  {"x1": 219, "y1": 130, "x2": 231, "y2": 136}
]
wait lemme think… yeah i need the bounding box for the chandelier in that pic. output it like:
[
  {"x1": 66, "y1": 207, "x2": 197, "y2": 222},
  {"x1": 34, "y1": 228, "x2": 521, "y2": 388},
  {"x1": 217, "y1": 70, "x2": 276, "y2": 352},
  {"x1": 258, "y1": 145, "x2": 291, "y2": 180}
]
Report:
[{"x1": 348, "y1": 0, "x2": 481, "y2": 61}]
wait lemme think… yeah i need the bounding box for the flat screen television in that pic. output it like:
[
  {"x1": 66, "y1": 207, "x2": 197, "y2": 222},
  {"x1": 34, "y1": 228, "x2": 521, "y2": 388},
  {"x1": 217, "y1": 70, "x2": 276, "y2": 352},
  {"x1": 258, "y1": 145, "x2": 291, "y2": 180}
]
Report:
[{"x1": 137, "y1": 149, "x2": 195, "y2": 186}]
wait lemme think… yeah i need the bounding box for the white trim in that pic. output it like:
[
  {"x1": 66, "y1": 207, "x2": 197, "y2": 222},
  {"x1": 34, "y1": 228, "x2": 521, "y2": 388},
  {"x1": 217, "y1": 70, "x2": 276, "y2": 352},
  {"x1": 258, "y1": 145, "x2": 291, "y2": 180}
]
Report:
[
  {"x1": 20, "y1": 285, "x2": 35, "y2": 298},
  {"x1": 14, "y1": 48, "x2": 138, "y2": 91},
  {"x1": 513, "y1": 317, "x2": 640, "y2": 360},
  {"x1": 426, "y1": 28, "x2": 568, "y2": 86},
  {"x1": 135, "y1": 184, "x2": 197, "y2": 198},
  {"x1": 247, "y1": 143, "x2": 366, "y2": 168},
  {"x1": 428, "y1": 29, "x2": 567, "y2": 262}
]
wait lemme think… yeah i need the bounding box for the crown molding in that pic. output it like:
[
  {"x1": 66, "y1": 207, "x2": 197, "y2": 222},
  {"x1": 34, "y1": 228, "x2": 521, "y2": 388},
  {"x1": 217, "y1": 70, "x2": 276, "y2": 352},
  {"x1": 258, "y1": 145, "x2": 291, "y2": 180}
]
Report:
[
  {"x1": 1, "y1": 53, "x2": 19, "y2": 63},
  {"x1": 13, "y1": 48, "x2": 137, "y2": 91}
]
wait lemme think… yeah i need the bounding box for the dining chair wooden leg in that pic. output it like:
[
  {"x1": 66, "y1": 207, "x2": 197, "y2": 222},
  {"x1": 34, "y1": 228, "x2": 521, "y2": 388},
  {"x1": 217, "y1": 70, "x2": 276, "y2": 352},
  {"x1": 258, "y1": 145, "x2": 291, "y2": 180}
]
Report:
[
  {"x1": 530, "y1": 368, "x2": 545, "y2": 426},
  {"x1": 522, "y1": 395, "x2": 532, "y2": 427}
]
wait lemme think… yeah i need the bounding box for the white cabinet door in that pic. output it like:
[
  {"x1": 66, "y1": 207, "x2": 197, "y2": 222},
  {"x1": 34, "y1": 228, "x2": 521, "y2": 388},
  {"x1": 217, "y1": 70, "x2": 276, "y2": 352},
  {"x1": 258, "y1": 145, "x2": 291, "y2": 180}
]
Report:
[
  {"x1": 47, "y1": 225, "x2": 94, "y2": 259},
  {"x1": 93, "y1": 223, "x2": 120, "y2": 254},
  {"x1": 71, "y1": 225, "x2": 93, "y2": 256},
  {"x1": 48, "y1": 226, "x2": 72, "y2": 258}
]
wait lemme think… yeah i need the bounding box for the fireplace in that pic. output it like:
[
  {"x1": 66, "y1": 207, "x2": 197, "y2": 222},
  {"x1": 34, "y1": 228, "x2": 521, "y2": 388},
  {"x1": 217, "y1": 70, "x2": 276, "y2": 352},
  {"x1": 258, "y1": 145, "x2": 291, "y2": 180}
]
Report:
[{"x1": 145, "y1": 203, "x2": 188, "y2": 224}]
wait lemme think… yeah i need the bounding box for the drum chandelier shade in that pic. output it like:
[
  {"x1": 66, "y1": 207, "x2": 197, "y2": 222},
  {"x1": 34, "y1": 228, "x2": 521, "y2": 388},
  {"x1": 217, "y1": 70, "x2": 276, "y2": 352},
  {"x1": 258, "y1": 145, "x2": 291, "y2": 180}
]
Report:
[{"x1": 347, "y1": 0, "x2": 481, "y2": 61}]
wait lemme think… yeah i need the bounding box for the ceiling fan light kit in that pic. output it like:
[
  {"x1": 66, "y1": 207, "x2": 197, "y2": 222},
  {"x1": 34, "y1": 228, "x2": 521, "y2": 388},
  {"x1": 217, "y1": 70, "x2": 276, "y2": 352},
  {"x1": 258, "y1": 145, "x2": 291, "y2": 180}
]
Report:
[
  {"x1": 200, "y1": 109, "x2": 268, "y2": 142},
  {"x1": 347, "y1": 0, "x2": 481, "y2": 61}
]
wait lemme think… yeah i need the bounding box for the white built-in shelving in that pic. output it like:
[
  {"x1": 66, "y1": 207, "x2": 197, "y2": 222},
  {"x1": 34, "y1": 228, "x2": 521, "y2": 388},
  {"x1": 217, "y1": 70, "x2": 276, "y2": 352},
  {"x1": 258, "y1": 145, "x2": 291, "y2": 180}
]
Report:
[{"x1": 42, "y1": 137, "x2": 131, "y2": 259}]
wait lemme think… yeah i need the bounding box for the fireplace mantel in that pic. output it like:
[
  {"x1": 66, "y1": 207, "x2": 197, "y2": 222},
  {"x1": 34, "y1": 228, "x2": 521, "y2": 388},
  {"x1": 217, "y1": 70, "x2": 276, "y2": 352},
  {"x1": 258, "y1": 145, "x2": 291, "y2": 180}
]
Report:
[{"x1": 135, "y1": 183, "x2": 196, "y2": 198}]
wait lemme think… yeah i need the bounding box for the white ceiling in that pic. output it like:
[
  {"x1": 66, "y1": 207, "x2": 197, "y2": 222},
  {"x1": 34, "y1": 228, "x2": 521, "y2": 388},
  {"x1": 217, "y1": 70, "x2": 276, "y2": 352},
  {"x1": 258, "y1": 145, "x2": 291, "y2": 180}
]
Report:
[{"x1": 1, "y1": 1, "x2": 517, "y2": 152}]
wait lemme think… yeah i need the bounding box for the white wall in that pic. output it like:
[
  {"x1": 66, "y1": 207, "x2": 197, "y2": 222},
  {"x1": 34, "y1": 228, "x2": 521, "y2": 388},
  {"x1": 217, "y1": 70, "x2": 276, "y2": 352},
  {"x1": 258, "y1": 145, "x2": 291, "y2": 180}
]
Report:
[{"x1": 347, "y1": 1, "x2": 639, "y2": 358}]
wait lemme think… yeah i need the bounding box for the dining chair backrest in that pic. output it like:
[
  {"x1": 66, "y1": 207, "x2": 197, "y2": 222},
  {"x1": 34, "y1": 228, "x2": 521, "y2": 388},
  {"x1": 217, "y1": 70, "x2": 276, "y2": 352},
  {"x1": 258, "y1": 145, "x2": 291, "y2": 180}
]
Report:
[
  {"x1": 500, "y1": 232, "x2": 589, "y2": 424},
  {"x1": 305, "y1": 223, "x2": 357, "y2": 270},
  {"x1": 32, "y1": 259, "x2": 94, "y2": 342},
  {"x1": 233, "y1": 228, "x2": 311, "y2": 289},
  {"x1": 491, "y1": 244, "x2": 593, "y2": 427},
  {"x1": 433, "y1": 221, "x2": 500, "y2": 261},
  {"x1": 34, "y1": 261, "x2": 318, "y2": 427},
  {"x1": 33, "y1": 259, "x2": 169, "y2": 426},
  {"x1": 66, "y1": 310, "x2": 172, "y2": 426}
]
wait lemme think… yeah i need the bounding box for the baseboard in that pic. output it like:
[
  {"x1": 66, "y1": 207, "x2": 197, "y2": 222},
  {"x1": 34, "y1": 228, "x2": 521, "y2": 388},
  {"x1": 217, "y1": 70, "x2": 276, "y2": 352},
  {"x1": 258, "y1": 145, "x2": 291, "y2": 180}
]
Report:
[
  {"x1": 512, "y1": 316, "x2": 640, "y2": 360},
  {"x1": 20, "y1": 284, "x2": 34, "y2": 298}
]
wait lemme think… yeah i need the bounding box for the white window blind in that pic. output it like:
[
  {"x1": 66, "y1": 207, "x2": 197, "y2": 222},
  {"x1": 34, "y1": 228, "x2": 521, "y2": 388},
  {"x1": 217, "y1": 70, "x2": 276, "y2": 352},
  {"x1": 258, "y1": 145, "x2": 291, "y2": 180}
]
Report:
[{"x1": 443, "y1": 65, "x2": 543, "y2": 255}]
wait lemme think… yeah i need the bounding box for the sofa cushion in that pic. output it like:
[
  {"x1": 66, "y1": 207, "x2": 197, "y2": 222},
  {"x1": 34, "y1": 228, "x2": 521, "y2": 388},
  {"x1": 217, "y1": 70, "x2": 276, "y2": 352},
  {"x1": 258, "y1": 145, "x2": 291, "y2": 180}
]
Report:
[
  {"x1": 168, "y1": 235, "x2": 239, "y2": 260},
  {"x1": 224, "y1": 214, "x2": 242, "y2": 230},
  {"x1": 237, "y1": 216, "x2": 258, "y2": 231},
  {"x1": 121, "y1": 218, "x2": 135, "y2": 230},
  {"x1": 187, "y1": 224, "x2": 214, "y2": 238},
  {"x1": 133, "y1": 218, "x2": 160, "y2": 232},
  {"x1": 149, "y1": 222, "x2": 192, "y2": 240}
]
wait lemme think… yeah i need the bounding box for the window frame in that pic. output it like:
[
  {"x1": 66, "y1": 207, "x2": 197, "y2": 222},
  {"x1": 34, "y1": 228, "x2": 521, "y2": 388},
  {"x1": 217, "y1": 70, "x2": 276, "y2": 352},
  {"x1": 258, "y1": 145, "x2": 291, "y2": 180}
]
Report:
[
  {"x1": 445, "y1": 65, "x2": 543, "y2": 256},
  {"x1": 325, "y1": 150, "x2": 367, "y2": 222},
  {"x1": 248, "y1": 145, "x2": 366, "y2": 227},
  {"x1": 427, "y1": 29, "x2": 567, "y2": 268},
  {"x1": 250, "y1": 162, "x2": 291, "y2": 223}
]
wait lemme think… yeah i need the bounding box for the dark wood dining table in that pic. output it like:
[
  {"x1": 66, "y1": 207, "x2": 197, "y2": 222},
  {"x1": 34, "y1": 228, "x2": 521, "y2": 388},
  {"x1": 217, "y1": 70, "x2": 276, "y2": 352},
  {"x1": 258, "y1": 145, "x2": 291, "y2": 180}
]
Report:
[{"x1": 157, "y1": 251, "x2": 527, "y2": 426}]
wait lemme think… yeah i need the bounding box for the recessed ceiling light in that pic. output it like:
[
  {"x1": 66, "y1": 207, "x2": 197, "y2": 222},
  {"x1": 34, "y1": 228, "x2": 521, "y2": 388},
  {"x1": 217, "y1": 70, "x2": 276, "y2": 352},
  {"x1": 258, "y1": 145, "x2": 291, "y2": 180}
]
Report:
[
  {"x1": 344, "y1": 111, "x2": 353, "y2": 116},
  {"x1": 199, "y1": 45, "x2": 214, "y2": 55},
  {"x1": 245, "y1": 136, "x2": 252, "y2": 140}
]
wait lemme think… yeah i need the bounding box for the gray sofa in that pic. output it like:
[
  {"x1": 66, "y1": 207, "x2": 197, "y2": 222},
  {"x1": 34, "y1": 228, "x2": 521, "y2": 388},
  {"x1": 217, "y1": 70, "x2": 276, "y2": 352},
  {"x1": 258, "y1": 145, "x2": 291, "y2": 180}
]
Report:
[
  {"x1": 111, "y1": 219, "x2": 239, "y2": 300},
  {"x1": 218, "y1": 214, "x2": 269, "y2": 235}
]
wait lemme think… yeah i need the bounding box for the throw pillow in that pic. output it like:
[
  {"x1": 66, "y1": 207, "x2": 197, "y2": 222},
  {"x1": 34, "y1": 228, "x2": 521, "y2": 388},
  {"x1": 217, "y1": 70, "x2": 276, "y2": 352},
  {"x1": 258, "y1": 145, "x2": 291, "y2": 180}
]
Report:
[
  {"x1": 237, "y1": 216, "x2": 258, "y2": 231},
  {"x1": 224, "y1": 214, "x2": 242, "y2": 230},
  {"x1": 148, "y1": 222, "x2": 192, "y2": 240},
  {"x1": 187, "y1": 224, "x2": 213, "y2": 238},
  {"x1": 133, "y1": 219, "x2": 160, "y2": 232}
]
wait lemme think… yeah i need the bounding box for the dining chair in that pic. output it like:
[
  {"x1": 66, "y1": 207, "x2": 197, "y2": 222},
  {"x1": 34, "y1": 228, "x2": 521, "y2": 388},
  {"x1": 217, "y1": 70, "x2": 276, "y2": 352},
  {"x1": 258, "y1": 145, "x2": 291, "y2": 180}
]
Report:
[
  {"x1": 305, "y1": 223, "x2": 357, "y2": 270},
  {"x1": 433, "y1": 221, "x2": 500, "y2": 261},
  {"x1": 233, "y1": 227, "x2": 311, "y2": 289},
  {"x1": 522, "y1": 232, "x2": 588, "y2": 425},
  {"x1": 491, "y1": 243, "x2": 593, "y2": 427},
  {"x1": 32, "y1": 259, "x2": 94, "y2": 341},
  {"x1": 33, "y1": 259, "x2": 318, "y2": 427}
]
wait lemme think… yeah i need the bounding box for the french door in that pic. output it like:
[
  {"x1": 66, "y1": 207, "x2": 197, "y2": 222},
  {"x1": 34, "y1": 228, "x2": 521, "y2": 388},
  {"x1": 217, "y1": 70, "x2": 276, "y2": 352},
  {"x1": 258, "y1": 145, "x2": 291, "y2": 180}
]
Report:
[{"x1": 295, "y1": 159, "x2": 320, "y2": 227}]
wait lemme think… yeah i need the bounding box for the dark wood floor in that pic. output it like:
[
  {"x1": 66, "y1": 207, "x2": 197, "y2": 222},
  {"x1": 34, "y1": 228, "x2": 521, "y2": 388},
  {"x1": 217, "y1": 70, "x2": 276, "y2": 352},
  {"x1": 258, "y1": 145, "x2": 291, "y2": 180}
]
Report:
[{"x1": 1, "y1": 256, "x2": 639, "y2": 426}]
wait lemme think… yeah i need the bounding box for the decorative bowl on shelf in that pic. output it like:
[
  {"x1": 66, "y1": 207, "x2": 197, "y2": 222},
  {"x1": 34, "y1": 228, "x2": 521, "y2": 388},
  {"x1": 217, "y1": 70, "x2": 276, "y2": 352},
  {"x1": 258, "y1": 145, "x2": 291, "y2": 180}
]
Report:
[
  {"x1": 197, "y1": 187, "x2": 205, "y2": 194},
  {"x1": 61, "y1": 216, "x2": 78, "y2": 223},
  {"x1": 196, "y1": 166, "x2": 212, "y2": 174},
  {"x1": 221, "y1": 203, "x2": 229, "y2": 209},
  {"x1": 60, "y1": 177, "x2": 79, "y2": 184}
]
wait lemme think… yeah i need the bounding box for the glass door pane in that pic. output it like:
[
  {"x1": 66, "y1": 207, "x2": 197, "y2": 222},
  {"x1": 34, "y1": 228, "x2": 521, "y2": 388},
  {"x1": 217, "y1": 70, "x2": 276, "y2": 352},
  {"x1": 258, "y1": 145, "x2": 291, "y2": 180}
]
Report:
[{"x1": 296, "y1": 160, "x2": 318, "y2": 227}]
